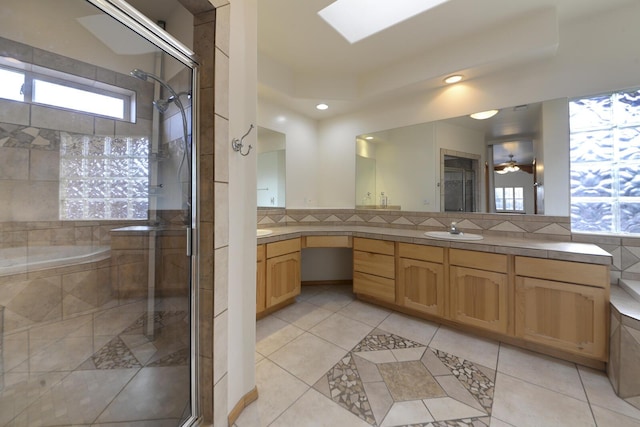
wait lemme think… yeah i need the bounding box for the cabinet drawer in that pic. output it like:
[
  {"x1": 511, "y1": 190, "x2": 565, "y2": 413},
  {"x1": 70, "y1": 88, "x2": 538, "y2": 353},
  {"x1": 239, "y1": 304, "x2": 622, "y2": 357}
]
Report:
[
  {"x1": 450, "y1": 249, "x2": 507, "y2": 272},
  {"x1": 266, "y1": 238, "x2": 301, "y2": 258},
  {"x1": 354, "y1": 250, "x2": 395, "y2": 279},
  {"x1": 304, "y1": 235, "x2": 352, "y2": 248},
  {"x1": 515, "y1": 256, "x2": 609, "y2": 288},
  {"x1": 353, "y1": 271, "x2": 395, "y2": 302},
  {"x1": 398, "y1": 243, "x2": 444, "y2": 263},
  {"x1": 353, "y1": 237, "x2": 395, "y2": 256}
]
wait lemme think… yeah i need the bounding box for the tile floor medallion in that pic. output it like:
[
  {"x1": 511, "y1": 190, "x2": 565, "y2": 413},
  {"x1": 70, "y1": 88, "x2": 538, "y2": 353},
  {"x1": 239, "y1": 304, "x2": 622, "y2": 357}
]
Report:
[
  {"x1": 314, "y1": 329, "x2": 493, "y2": 427},
  {"x1": 81, "y1": 310, "x2": 190, "y2": 370}
]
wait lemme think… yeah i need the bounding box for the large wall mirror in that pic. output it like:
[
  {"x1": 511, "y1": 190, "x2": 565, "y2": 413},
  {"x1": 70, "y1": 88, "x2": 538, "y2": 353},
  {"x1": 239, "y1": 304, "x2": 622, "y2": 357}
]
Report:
[
  {"x1": 355, "y1": 98, "x2": 569, "y2": 215},
  {"x1": 257, "y1": 126, "x2": 286, "y2": 208}
]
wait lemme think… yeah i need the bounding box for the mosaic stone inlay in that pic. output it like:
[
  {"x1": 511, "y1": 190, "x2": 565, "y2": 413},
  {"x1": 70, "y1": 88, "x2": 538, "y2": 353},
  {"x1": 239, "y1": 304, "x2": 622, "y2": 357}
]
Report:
[
  {"x1": 121, "y1": 310, "x2": 187, "y2": 334},
  {"x1": 0, "y1": 123, "x2": 60, "y2": 150},
  {"x1": 326, "y1": 354, "x2": 375, "y2": 424},
  {"x1": 89, "y1": 336, "x2": 142, "y2": 369},
  {"x1": 399, "y1": 418, "x2": 491, "y2": 427},
  {"x1": 318, "y1": 331, "x2": 494, "y2": 426},
  {"x1": 353, "y1": 330, "x2": 424, "y2": 352},
  {"x1": 147, "y1": 348, "x2": 190, "y2": 367},
  {"x1": 432, "y1": 349, "x2": 494, "y2": 414}
]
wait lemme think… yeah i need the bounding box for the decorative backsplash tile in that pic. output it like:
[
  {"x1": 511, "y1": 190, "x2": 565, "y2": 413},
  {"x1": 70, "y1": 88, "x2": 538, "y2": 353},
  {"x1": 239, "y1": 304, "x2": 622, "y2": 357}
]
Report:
[{"x1": 258, "y1": 207, "x2": 640, "y2": 283}]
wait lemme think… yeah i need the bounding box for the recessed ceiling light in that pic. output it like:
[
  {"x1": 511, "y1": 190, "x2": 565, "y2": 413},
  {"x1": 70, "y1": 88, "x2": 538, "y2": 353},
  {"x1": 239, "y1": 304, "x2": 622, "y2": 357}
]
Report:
[
  {"x1": 318, "y1": 0, "x2": 450, "y2": 44},
  {"x1": 365, "y1": 136, "x2": 373, "y2": 140},
  {"x1": 316, "y1": 103, "x2": 329, "y2": 110},
  {"x1": 444, "y1": 74, "x2": 463, "y2": 84},
  {"x1": 470, "y1": 109, "x2": 499, "y2": 120}
]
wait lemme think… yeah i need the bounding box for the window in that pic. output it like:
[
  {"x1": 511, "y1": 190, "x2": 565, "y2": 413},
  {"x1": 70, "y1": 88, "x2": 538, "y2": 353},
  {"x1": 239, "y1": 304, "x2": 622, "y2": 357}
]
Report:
[
  {"x1": 0, "y1": 67, "x2": 24, "y2": 101},
  {"x1": 570, "y1": 89, "x2": 640, "y2": 234},
  {"x1": 59, "y1": 133, "x2": 149, "y2": 220},
  {"x1": 495, "y1": 187, "x2": 524, "y2": 212},
  {"x1": 0, "y1": 64, "x2": 132, "y2": 121}
]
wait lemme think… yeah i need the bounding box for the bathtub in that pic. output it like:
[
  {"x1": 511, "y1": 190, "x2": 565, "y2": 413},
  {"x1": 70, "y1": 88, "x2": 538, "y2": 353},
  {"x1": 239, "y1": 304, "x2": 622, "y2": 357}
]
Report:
[{"x1": 0, "y1": 245, "x2": 111, "y2": 276}]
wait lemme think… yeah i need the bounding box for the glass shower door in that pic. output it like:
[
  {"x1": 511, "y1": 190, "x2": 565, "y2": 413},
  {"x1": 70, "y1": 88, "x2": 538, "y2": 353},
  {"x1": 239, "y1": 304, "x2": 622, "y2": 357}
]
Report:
[{"x1": 0, "y1": 1, "x2": 197, "y2": 425}]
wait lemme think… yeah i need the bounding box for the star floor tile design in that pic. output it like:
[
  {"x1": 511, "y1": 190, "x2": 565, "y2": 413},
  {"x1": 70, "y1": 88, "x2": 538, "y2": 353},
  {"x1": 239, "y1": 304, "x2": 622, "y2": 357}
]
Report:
[{"x1": 314, "y1": 330, "x2": 494, "y2": 427}]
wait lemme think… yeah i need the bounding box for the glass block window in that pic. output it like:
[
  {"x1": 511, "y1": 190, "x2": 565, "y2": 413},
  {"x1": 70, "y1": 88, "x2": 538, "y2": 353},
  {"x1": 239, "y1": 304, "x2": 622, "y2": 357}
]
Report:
[
  {"x1": 495, "y1": 187, "x2": 524, "y2": 212},
  {"x1": 59, "y1": 133, "x2": 149, "y2": 220},
  {"x1": 570, "y1": 89, "x2": 640, "y2": 234}
]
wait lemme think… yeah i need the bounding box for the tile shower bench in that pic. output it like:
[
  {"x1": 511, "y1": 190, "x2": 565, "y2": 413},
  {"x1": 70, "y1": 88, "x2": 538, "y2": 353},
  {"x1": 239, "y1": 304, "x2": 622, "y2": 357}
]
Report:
[{"x1": 257, "y1": 225, "x2": 612, "y2": 371}]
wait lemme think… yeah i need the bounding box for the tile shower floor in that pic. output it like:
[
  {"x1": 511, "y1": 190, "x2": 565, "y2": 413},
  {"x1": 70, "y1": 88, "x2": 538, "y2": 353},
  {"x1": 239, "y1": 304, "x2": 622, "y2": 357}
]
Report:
[
  {"x1": 236, "y1": 284, "x2": 640, "y2": 427},
  {"x1": 0, "y1": 297, "x2": 190, "y2": 427}
]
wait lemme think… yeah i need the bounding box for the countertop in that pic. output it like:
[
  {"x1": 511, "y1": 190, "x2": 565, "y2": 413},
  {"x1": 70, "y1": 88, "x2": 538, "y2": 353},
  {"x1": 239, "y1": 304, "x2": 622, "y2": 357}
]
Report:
[{"x1": 257, "y1": 225, "x2": 612, "y2": 265}]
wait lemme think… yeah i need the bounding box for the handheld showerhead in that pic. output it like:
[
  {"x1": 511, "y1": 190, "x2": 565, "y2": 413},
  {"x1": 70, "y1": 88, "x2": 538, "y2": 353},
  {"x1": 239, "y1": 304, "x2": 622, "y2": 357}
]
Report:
[
  {"x1": 153, "y1": 98, "x2": 170, "y2": 113},
  {"x1": 130, "y1": 68, "x2": 148, "y2": 81}
]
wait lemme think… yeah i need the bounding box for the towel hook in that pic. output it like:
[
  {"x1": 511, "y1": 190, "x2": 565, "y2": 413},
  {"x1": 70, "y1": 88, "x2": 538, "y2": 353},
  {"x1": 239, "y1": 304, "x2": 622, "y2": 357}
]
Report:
[{"x1": 231, "y1": 124, "x2": 254, "y2": 156}]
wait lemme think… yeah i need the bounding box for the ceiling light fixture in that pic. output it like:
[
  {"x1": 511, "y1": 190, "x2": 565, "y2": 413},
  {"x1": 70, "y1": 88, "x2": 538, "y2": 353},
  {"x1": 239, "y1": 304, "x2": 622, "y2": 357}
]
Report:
[
  {"x1": 470, "y1": 109, "x2": 499, "y2": 120},
  {"x1": 316, "y1": 103, "x2": 329, "y2": 110},
  {"x1": 365, "y1": 136, "x2": 373, "y2": 140},
  {"x1": 318, "y1": 0, "x2": 450, "y2": 44},
  {"x1": 496, "y1": 154, "x2": 520, "y2": 174},
  {"x1": 444, "y1": 74, "x2": 463, "y2": 84}
]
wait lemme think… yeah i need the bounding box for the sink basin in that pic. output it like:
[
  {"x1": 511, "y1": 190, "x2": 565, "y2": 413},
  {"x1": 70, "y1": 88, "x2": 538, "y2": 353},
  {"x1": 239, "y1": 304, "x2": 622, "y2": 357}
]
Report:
[
  {"x1": 425, "y1": 231, "x2": 483, "y2": 241},
  {"x1": 257, "y1": 229, "x2": 273, "y2": 237}
]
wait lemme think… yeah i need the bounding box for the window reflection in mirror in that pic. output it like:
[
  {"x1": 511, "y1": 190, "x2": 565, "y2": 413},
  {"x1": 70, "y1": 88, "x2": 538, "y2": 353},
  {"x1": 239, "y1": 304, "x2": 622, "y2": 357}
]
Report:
[
  {"x1": 490, "y1": 140, "x2": 536, "y2": 214},
  {"x1": 355, "y1": 98, "x2": 570, "y2": 215},
  {"x1": 257, "y1": 126, "x2": 286, "y2": 208}
]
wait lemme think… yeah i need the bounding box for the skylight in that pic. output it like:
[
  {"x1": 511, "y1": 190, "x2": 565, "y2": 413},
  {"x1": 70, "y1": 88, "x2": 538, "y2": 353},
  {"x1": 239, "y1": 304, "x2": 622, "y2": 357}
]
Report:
[{"x1": 318, "y1": 0, "x2": 450, "y2": 44}]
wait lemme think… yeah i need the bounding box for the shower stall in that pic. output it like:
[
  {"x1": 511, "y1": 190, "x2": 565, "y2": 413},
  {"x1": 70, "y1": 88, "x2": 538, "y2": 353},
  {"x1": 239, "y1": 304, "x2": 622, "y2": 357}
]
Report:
[{"x1": 0, "y1": 1, "x2": 198, "y2": 426}]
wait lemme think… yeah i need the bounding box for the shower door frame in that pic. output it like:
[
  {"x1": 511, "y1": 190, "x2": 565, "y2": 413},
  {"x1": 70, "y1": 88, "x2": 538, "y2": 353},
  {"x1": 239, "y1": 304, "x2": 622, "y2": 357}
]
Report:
[{"x1": 85, "y1": 0, "x2": 200, "y2": 425}]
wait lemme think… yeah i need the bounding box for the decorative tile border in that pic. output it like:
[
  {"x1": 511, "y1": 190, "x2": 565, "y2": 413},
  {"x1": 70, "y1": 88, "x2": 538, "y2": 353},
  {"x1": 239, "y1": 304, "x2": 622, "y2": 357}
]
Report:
[
  {"x1": 316, "y1": 331, "x2": 494, "y2": 426},
  {"x1": 258, "y1": 208, "x2": 640, "y2": 283}
]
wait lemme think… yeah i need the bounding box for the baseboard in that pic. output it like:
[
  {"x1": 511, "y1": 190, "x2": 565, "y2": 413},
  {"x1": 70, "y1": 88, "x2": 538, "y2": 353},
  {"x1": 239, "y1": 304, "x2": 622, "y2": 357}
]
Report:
[
  {"x1": 302, "y1": 280, "x2": 353, "y2": 286},
  {"x1": 228, "y1": 386, "x2": 259, "y2": 426}
]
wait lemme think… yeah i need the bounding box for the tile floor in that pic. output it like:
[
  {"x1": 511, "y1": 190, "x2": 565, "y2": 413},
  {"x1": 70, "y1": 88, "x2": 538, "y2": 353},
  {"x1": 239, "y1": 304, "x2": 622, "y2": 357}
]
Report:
[
  {"x1": 236, "y1": 284, "x2": 640, "y2": 427},
  {"x1": 0, "y1": 296, "x2": 191, "y2": 427}
]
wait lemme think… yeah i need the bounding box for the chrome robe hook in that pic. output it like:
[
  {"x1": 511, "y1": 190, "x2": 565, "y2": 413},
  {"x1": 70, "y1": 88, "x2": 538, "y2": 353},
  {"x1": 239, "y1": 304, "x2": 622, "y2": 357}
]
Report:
[{"x1": 231, "y1": 124, "x2": 254, "y2": 156}]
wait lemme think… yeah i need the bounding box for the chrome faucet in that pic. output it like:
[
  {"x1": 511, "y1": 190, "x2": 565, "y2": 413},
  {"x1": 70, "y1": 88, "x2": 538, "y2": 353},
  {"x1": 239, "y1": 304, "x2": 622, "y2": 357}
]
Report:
[{"x1": 449, "y1": 221, "x2": 460, "y2": 235}]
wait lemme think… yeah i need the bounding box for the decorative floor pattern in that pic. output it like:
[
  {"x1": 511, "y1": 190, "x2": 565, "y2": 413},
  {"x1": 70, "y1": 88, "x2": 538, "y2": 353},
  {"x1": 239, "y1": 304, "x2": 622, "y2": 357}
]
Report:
[
  {"x1": 315, "y1": 330, "x2": 494, "y2": 427},
  {"x1": 82, "y1": 310, "x2": 189, "y2": 370}
]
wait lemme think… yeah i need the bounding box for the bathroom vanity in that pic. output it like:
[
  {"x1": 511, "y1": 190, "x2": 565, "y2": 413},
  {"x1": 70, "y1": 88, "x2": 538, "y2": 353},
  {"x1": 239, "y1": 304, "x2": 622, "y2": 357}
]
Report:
[{"x1": 257, "y1": 226, "x2": 611, "y2": 368}]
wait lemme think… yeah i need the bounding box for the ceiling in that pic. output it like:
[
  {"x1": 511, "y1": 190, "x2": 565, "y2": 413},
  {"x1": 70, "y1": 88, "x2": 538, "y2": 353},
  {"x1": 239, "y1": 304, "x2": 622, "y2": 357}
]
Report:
[{"x1": 258, "y1": 0, "x2": 635, "y2": 120}]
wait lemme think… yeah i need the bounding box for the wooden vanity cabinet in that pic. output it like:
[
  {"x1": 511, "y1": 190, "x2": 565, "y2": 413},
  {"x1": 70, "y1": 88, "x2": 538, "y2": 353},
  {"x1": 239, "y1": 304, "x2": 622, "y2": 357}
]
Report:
[
  {"x1": 353, "y1": 237, "x2": 396, "y2": 302},
  {"x1": 449, "y1": 249, "x2": 510, "y2": 334},
  {"x1": 397, "y1": 243, "x2": 446, "y2": 317},
  {"x1": 515, "y1": 257, "x2": 609, "y2": 360},
  {"x1": 256, "y1": 244, "x2": 266, "y2": 314},
  {"x1": 265, "y1": 238, "x2": 301, "y2": 308}
]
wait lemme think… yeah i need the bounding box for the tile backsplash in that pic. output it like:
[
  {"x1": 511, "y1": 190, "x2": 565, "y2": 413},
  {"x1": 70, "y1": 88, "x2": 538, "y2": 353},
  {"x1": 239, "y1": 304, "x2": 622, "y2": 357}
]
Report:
[{"x1": 258, "y1": 207, "x2": 640, "y2": 284}]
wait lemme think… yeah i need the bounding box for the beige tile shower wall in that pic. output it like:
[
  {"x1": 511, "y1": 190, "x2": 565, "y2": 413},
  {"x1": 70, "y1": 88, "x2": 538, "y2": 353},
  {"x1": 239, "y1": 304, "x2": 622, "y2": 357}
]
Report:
[
  {"x1": 193, "y1": 3, "x2": 219, "y2": 423},
  {"x1": 0, "y1": 36, "x2": 153, "y2": 223},
  {"x1": 0, "y1": 221, "x2": 139, "y2": 249}
]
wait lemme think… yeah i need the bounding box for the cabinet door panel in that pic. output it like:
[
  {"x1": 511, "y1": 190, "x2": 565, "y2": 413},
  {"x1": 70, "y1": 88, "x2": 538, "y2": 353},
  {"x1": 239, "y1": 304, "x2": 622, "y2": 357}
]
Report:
[
  {"x1": 515, "y1": 276, "x2": 607, "y2": 360},
  {"x1": 266, "y1": 252, "x2": 301, "y2": 307},
  {"x1": 398, "y1": 258, "x2": 444, "y2": 316},
  {"x1": 353, "y1": 271, "x2": 395, "y2": 302},
  {"x1": 450, "y1": 266, "x2": 508, "y2": 334}
]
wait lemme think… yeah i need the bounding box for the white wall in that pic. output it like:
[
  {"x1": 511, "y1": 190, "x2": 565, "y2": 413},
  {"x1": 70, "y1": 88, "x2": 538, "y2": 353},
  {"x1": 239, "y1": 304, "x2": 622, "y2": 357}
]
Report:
[
  {"x1": 263, "y1": 1, "x2": 640, "y2": 212},
  {"x1": 541, "y1": 98, "x2": 570, "y2": 216},
  {"x1": 258, "y1": 100, "x2": 319, "y2": 207},
  {"x1": 228, "y1": 0, "x2": 258, "y2": 414}
]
